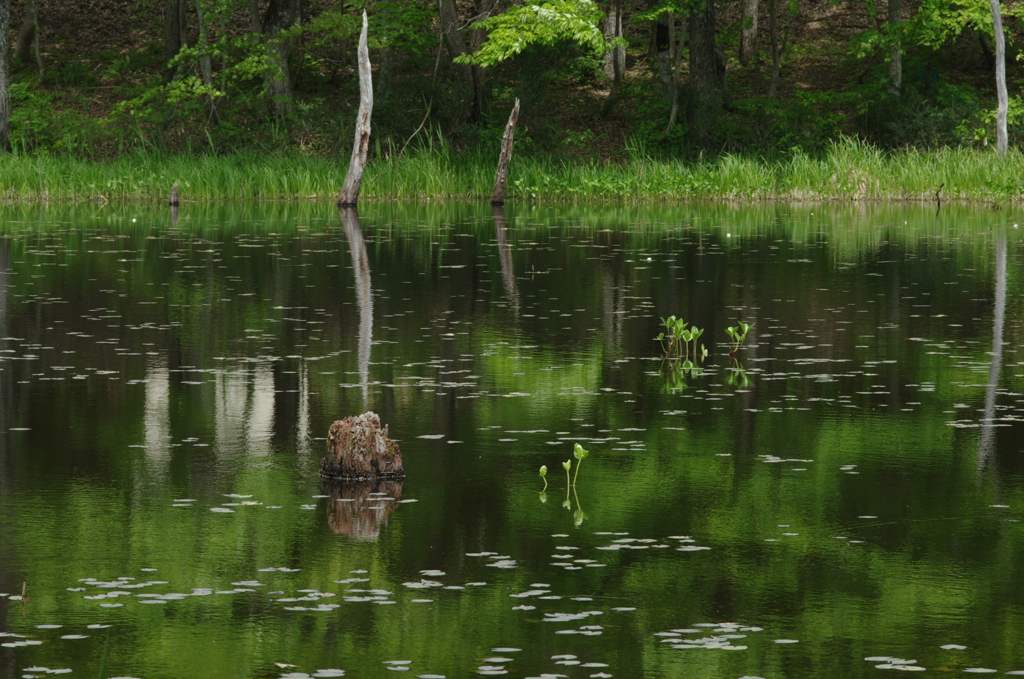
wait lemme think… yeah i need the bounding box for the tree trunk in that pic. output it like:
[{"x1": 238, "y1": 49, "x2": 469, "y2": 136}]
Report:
[
  {"x1": 469, "y1": 0, "x2": 497, "y2": 118},
  {"x1": 338, "y1": 12, "x2": 372, "y2": 207},
  {"x1": 193, "y1": 0, "x2": 219, "y2": 126},
  {"x1": 739, "y1": 0, "x2": 758, "y2": 66},
  {"x1": 0, "y1": 0, "x2": 11, "y2": 152},
  {"x1": 165, "y1": 0, "x2": 188, "y2": 77},
  {"x1": 991, "y1": 0, "x2": 1008, "y2": 158},
  {"x1": 768, "y1": 0, "x2": 786, "y2": 98},
  {"x1": 376, "y1": 46, "x2": 393, "y2": 102},
  {"x1": 663, "y1": 17, "x2": 687, "y2": 136},
  {"x1": 656, "y1": 13, "x2": 673, "y2": 109},
  {"x1": 438, "y1": 0, "x2": 491, "y2": 121},
  {"x1": 688, "y1": 0, "x2": 719, "y2": 147},
  {"x1": 261, "y1": 0, "x2": 301, "y2": 116},
  {"x1": 602, "y1": 0, "x2": 626, "y2": 117},
  {"x1": 602, "y1": 0, "x2": 624, "y2": 80},
  {"x1": 887, "y1": 0, "x2": 902, "y2": 93},
  {"x1": 491, "y1": 98, "x2": 520, "y2": 206},
  {"x1": 14, "y1": 0, "x2": 37, "y2": 64}
]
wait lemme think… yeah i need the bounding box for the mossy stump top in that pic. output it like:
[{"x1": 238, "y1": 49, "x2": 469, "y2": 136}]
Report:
[{"x1": 320, "y1": 412, "x2": 403, "y2": 480}]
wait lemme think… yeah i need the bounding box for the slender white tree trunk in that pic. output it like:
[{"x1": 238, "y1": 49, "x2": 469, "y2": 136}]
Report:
[
  {"x1": 338, "y1": 12, "x2": 373, "y2": 207},
  {"x1": 991, "y1": 0, "x2": 1008, "y2": 158}
]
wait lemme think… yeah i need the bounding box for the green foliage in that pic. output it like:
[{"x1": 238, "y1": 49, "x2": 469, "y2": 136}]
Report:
[
  {"x1": 8, "y1": 83, "x2": 103, "y2": 155},
  {"x1": 730, "y1": 91, "x2": 858, "y2": 154},
  {"x1": 906, "y1": 0, "x2": 1024, "y2": 49},
  {"x1": 455, "y1": 0, "x2": 606, "y2": 68},
  {"x1": 725, "y1": 365, "x2": 753, "y2": 388},
  {"x1": 633, "y1": 0, "x2": 706, "y2": 22},
  {"x1": 657, "y1": 315, "x2": 688, "y2": 358},
  {"x1": 657, "y1": 316, "x2": 707, "y2": 362},
  {"x1": 572, "y1": 443, "x2": 588, "y2": 486},
  {"x1": 4, "y1": 141, "x2": 1024, "y2": 203},
  {"x1": 725, "y1": 321, "x2": 754, "y2": 355},
  {"x1": 861, "y1": 79, "x2": 980, "y2": 148},
  {"x1": 296, "y1": 0, "x2": 435, "y2": 55},
  {"x1": 964, "y1": 95, "x2": 1024, "y2": 147}
]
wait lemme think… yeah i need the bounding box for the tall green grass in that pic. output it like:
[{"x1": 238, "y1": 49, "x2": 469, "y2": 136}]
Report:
[{"x1": 0, "y1": 138, "x2": 1020, "y2": 203}]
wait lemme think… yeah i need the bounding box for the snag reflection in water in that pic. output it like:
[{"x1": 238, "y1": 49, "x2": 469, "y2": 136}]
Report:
[{"x1": 323, "y1": 478, "x2": 403, "y2": 541}]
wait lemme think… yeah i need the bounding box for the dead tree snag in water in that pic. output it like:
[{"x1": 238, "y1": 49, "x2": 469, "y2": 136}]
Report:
[
  {"x1": 491, "y1": 98, "x2": 520, "y2": 207},
  {"x1": 338, "y1": 11, "x2": 373, "y2": 207},
  {"x1": 320, "y1": 412, "x2": 403, "y2": 480}
]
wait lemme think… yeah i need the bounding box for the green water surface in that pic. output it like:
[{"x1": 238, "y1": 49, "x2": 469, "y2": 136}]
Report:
[{"x1": 1, "y1": 201, "x2": 1023, "y2": 679}]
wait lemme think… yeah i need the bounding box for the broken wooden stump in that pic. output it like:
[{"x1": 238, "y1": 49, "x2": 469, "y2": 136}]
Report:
[
  {"x1": 320, "y1": 411, "x2": 403, "y2": 480},
  {"x1": 490, "y1": 98, "x2": 520, "y2": 207}
]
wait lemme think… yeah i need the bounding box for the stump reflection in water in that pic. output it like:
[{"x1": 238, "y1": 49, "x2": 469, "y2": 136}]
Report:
[{"x1": 323, "y1": 478, "x2": 403, "y2": 541}]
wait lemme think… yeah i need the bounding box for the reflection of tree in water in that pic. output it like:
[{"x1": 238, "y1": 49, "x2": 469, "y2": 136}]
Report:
[
  {"x1": 340, "y1": 208, "x2": 373, "y2": 407},
  {"x1": 323, "y1": 478, "x2": 403, "y2": 541},
  {"x1": 493, "y1": 207, "x2": 519, "y2": 317},
  {"x1": 0, "y1": 237, "x2": 9, "y2": 480},
  {"x1": 979, "y1": 229, "x2": 1007, "y2": 473}
]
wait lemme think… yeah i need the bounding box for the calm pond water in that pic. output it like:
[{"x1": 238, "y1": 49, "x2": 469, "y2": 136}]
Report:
[{"x1": 1, "y1": 201, "x2": 1024, "y2": 679}]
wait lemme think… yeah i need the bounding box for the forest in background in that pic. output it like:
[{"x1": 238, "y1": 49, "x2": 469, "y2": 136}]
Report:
[{"x1": 0, "y1": 0, "x2": 1019, "y2": 164}]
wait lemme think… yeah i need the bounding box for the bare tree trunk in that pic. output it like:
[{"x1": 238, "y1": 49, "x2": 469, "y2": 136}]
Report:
[
  {"x1": 6, "y1": 4, "x2": 44, "y2": 101},
  {"x1": 469, "y1": 0, "x2": 497, "y2": 118},
  {"x1": 656, "y1": 13, "x2": 673, "y2": 108},
  {"x1": 991, "y1": 0, "x2": 1008, "y2": 158},
  {"x1": 0, "y1": 0, "x2": 11, "y2": 152},
  {"x1": 663, "y1": 18, "x2": 686, "y2": 136},
  {"x1": 376, "y1": 46, "x2": 393, "y2": 101},
  {"x1": 739, "y1": 0, "x2": 758, "y2": 66},
  {"x1": 261, "y1": 0, "x2": 301, "y2": 116},
  {"x1": 338, "y1": 12, "x2": 373, "y2": 207},
  {"x1": 438, "y1": 0, "x2": 488, "y2": 121},
  {"x1": 887, "y1": 0, "x2": 902, "y2": 93},
  {"x1": 492, "y1": 98, "x2": 520, "y2": 206},
  {"x1": 603, "y1": 0, "x2": 624, "y2": 79},
  {"x1": 602, "y1": 0, "x2": 626, "y2": 117},
  {"x1": 194, "y1": 0, "x2": 219, "y2": 126},
  {"x1": 716, "y1": 45, "x2": 731, "y2": 107},
  {"x1": 768, "y1": 0, "x2": 787, "y2": 99},
  {"x1": 165, "y1": 0, "x2": 188, "y2": 77},
  {"x1": 688, "y1": 0, "x2": 719, "y2": 147},
  {"x1": 14, "y1": 0, "x2": 38, "y2": 64}
]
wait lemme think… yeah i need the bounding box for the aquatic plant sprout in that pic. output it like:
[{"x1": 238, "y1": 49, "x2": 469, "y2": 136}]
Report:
[
  {"x1": 562, "y1": 459, "x2": 572, "y2": 488},
  {"x1": 539, "y1": 465, "x2": 548, "y2": 491},
  {"x1": 657, "y1": 316, "x2": 706, "y2": 361},
  {"x1": 572, "y1": 443, "x2": 589, "y2": 486},
  {"x1": 657, "y1": 315, "x2": 688, "y2": 358},
  {"x1": 726, "y1": 321, "x2": 755, "y2": 355}
]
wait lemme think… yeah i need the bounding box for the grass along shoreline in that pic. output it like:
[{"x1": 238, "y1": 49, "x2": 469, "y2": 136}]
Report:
[{"x1": 1, "y1": 139, "x2": 1021, "y2": 204}]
